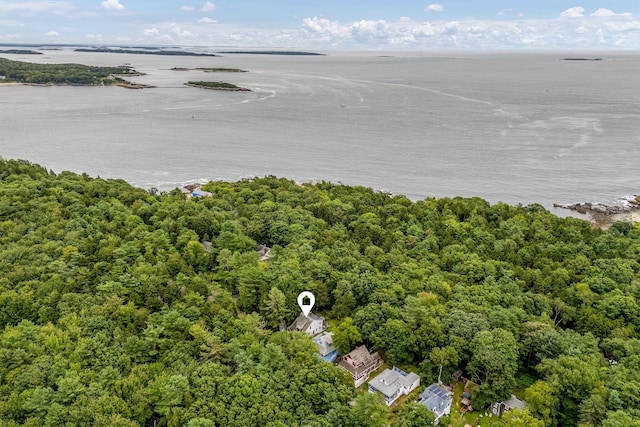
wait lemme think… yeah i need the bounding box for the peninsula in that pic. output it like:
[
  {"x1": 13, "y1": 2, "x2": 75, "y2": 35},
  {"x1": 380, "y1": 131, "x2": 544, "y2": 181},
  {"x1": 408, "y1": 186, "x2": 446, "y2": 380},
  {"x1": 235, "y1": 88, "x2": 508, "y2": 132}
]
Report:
[
  {"x1": 0, "y1": 49, "x2": 42, "y2": 55},
  {"x1": 0, "y1": 57, "x2": 149, "y2": 87}
]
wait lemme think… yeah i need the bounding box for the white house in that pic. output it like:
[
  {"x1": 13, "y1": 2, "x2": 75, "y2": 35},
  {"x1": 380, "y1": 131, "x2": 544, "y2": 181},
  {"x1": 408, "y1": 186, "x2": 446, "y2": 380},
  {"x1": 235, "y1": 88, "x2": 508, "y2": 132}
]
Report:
[
  {"x1": 368, "y1": 366, "x2": 420, "y2": 406},
  {"x1": 288, "y1": 312, "x2": 327, "y2": 336}
]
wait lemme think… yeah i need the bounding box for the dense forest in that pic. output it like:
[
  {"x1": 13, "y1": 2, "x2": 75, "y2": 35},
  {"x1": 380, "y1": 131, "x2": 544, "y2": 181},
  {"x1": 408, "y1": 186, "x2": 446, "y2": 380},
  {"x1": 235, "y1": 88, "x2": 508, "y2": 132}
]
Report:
[
  {"x1": 0, "y1": 159, "x2": 639, "y2": 427},
  {"x1": 0, "y1": 58, "x2": 135, "y2": 85}
]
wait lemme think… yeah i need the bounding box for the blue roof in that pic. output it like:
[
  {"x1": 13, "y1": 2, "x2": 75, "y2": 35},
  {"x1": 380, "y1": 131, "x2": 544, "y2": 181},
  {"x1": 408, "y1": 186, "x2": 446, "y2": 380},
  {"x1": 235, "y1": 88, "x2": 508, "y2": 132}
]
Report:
[{"x1": 419, "y1": 383, "x2": 452, "y2": 413}]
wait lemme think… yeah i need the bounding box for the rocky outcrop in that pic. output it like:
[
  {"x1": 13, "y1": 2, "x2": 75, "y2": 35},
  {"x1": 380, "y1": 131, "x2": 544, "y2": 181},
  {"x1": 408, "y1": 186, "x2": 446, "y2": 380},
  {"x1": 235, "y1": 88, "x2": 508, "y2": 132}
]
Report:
[
  {"x1": 554, "y1": 196, "x2": 640, "y2": 228},
  {"x1": 553, "y1": 202, "x2": 628, "y2": 215}
]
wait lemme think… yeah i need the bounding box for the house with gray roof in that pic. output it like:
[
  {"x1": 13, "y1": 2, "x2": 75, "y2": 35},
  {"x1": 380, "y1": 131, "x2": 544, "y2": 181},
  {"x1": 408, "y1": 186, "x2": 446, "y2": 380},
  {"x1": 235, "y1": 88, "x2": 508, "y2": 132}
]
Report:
[
  {"x1": 288, "y1": 312, "x2": 327, "y2": 336},
  {"x1": 491, "y1": 395, "x2": 527, "y2": 416},
  {"x1": 314, "y1": 332, "x2": 338, "y2": 362},
  {"x1": 418, "y1": 383, "x2": 453, "y2": 424},
  {"x1": 338, "y1": 345, "x2": 382, "y2": 387},
  {"x1": 368, "y1": 366, "x2": 420, "y2": 406}
]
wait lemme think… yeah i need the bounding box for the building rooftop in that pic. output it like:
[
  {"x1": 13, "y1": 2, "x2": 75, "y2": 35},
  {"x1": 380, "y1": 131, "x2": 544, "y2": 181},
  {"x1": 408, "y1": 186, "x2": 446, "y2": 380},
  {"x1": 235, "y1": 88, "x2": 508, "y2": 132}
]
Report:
[
  {"x1": 338, "y1": 345, "x2": 381, "y2": 376},
  {"x1": 289, "y1": 312, "x2": 325, "y2": 333},
  {"x1": 369, "y1": 368, "x2": 420, "y2": 398},
  {"x1": 419, "y1": 383, "x2": 453, "y2": 413},
  {"x1": 503, "y1": 395, "x2": 527, "y2": 410},
  {"x1": 314, "y1": 332, "x2": 336, "y2": 357}
]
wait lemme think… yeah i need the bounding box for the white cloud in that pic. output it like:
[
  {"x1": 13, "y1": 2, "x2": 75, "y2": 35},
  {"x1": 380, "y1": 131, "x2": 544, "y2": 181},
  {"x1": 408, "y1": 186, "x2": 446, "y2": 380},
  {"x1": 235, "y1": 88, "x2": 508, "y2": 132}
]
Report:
[
  {"x1": 425, "y1": 3, "x2": 444, "y2": 13},
  {"x1": 141, "y1": 22, "x2": 205, "y2": 44},
  {"x1": 350, "y1": 19, "x2": 391, "y2": 43},
  {"x1": 100, "y1": 0, "x2": 124, "y2": 10},
  {"x1": 497, "y1": 9, "x2": 523, "y2": 18},
  {"x1": 45, "y1": 30, "x2": 59, "y2": 36},
  {"x1": 590, "y1": 8, "x2": 631, "y2": 17},
  {"x1": 560, "y1": 7, "x2": 585, "y2": 18},
  {"x1": 200, "y1": 1, "x2": 215, "y2": 12},
  {"x1": 298, "y1": 15, "x2": 640, "y2": 49},
  {"x1": 170, "y1": 23, "x2": 195, "y2": 38},
  {"x1": 1, "y1": 0, "x2": 636, "y2": 50}
]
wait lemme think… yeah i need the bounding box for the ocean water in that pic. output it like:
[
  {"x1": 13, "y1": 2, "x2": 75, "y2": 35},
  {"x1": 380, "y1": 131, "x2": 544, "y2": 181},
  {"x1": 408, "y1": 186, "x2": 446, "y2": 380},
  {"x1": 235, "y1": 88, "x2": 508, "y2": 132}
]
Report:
[{"x1": 1, "y1": 49, "x2": 639, "y2": 211}]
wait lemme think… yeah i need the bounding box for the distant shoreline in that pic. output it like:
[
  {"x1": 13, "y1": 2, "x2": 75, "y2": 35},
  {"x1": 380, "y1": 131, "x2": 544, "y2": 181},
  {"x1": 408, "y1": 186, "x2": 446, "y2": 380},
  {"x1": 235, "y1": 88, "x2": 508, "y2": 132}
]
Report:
[
  {"x1": 216, "y1": 50, "x2": 324, "y2": 56},
  {"x1": 75, "y1": 48, "x2": 219, "y2": 57}
]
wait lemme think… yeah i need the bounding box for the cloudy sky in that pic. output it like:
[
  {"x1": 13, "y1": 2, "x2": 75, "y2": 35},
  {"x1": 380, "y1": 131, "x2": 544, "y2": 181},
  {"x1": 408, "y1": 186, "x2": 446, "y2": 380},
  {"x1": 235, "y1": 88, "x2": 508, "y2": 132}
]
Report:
[{"x1": 1, "y1": 1, "x2": 639, "y2": 49}]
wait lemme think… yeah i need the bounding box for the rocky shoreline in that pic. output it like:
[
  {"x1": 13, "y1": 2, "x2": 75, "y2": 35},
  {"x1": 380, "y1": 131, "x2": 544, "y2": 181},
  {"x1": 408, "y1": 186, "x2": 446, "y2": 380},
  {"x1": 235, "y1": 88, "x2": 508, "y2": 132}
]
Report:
[
  {"x1": 115, "y1": 80, "x2": 155, "y2": 89},
  {"x1": 554, "y1": 195, "x2": 640, "y2": 228}
]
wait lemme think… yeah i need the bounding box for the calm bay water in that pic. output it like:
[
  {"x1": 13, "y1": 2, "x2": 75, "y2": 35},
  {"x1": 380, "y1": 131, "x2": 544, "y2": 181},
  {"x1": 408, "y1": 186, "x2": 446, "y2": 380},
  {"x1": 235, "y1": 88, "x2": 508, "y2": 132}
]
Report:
[{"x1": 1, "y1": 49, "x2": 639, "y2": 211}]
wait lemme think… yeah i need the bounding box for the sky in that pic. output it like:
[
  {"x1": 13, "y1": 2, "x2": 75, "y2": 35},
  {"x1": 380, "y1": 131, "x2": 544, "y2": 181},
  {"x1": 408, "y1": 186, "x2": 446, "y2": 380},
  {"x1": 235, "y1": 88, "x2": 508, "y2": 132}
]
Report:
[{"x1": 1, "y1": 1, "x2": 639, "y2": 49}]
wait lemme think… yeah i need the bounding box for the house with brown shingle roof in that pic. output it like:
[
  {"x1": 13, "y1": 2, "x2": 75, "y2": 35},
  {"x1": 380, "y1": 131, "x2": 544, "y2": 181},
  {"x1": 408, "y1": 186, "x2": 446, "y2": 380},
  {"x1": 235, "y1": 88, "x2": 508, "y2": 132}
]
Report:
[{"x1": 338, "y1": 345, "x2": 382, "y2": 387}]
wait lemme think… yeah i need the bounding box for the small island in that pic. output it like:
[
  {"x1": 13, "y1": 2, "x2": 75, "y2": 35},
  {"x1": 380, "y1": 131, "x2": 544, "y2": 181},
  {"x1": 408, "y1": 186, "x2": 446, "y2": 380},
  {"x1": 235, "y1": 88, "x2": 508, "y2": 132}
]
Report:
[
  {"x1": 185, "y1": 80, "x2": 250, "y2": 91},
  {"x1": 170, "y1": 67, "x2": 247, "y2": 73},
  {"x1": 197, "y1": 67, "x2": 247, "y2": 73},
  {"x1": 0, "y1": 57, "x2": 150, "y2": 88}
]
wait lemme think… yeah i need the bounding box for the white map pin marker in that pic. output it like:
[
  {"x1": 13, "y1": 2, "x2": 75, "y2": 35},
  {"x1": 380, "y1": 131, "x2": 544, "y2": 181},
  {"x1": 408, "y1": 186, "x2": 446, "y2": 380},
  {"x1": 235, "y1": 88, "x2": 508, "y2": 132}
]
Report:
[{"x1": 297, "y1": 291, "x2": 315, "y2": 317}]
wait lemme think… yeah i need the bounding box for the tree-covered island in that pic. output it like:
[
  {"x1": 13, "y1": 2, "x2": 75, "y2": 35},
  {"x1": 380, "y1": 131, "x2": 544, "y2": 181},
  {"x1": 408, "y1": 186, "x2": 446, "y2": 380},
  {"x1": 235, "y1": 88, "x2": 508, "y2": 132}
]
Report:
[
  {"x1": 75, "y1": 48, "x2": 219, "y2": 57},
  {"x1": 0, "y1": 57, "x2": 146, "y2": 87},
  {"x1": 0, "y1": 49, "x2": 42, "y2": 55},
  {"x1": 0, "y1": 158, "x2": 639, "y2": 427},
  {"x1": 186, "y1": 80, "x2": 251, "y2": 91}
]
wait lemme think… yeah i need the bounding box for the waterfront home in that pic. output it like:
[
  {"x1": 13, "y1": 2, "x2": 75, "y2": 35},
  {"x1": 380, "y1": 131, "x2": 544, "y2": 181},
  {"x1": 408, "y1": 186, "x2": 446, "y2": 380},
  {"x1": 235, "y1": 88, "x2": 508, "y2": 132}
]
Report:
[
  {"x1": 191, "y1": 188, "x2": 212, "y2": 198},
  {"x1": 183, "y1": 184, "x2": 212, "y2": 198}
]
